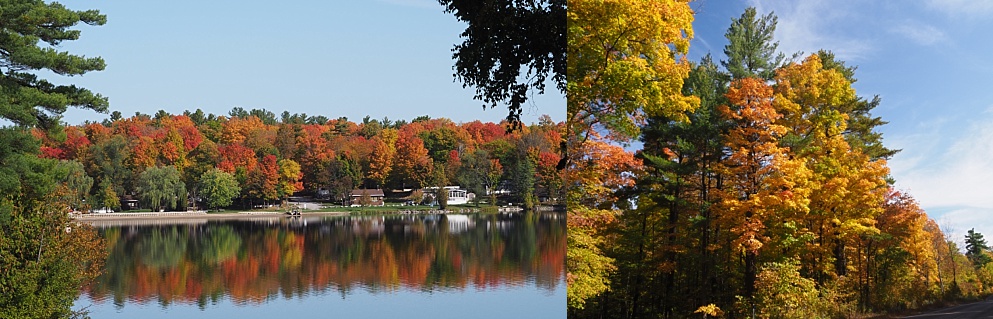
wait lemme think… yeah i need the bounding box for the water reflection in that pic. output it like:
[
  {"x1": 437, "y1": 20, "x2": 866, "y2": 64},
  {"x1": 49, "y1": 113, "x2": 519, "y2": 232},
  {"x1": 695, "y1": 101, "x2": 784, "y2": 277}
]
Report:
[{"x1": 83, "y1": 213, "x2": 566, "y2": 309}]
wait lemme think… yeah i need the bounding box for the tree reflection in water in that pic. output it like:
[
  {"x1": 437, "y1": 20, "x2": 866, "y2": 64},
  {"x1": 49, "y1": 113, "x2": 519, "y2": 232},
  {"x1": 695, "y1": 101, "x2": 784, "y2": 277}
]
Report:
[{"x1": 82, "y1": 213, "x2": 565, "y2": 308}]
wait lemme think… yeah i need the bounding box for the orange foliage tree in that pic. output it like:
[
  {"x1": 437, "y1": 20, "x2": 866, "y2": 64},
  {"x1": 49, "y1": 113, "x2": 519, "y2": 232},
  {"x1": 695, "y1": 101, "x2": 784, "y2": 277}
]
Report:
[{"x1": 716, "y1": 78, "x2": 812, "y2": 299}]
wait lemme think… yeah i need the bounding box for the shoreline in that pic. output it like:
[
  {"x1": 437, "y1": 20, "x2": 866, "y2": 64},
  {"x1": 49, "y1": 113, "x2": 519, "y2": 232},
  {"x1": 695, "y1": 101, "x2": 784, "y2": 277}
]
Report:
[
  {"x1": 72, "y1": 211, "x2": 350, "y2": 223},
  {"x1": 70, "y1": 206, "x2": 558, "y2": 226}
]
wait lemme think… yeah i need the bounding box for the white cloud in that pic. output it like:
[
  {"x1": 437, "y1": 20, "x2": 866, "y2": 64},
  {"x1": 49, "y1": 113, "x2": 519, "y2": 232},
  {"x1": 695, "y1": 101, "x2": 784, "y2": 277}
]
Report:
[
  {"x1": 936, "y1": 208, "x2": 993, "y2": 249},
  {"x1": 891, "y1": 23, "x2": 945, "y2": 46},
  {"x1": 750, "y1": 0, "x2": 873, "y2": 62},
  {"x1": 889, "y1": 110, "x2": 993, "y2": 245},
  {"x1": 891, "y1": 118, "x2": 993, "y2": 209}
]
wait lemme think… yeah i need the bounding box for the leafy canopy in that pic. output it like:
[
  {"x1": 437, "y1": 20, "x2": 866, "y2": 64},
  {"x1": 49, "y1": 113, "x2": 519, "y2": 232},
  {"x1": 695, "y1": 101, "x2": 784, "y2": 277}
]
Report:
[{"x1": 568, "y1": 0, "x2": 698, "y2": 143}]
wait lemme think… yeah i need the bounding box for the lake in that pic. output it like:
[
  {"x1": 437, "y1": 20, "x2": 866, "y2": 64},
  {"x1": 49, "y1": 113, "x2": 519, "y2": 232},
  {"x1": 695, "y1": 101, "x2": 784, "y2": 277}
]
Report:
[{"x1": 74, "y1": 212, "x2": 566, "y2": 318}]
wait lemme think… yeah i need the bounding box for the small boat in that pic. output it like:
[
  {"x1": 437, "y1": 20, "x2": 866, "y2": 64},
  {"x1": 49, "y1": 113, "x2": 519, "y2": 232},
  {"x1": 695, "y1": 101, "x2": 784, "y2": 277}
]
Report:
[{"x1": 285, "y1": 210, "x2": 301, "y2": 216}]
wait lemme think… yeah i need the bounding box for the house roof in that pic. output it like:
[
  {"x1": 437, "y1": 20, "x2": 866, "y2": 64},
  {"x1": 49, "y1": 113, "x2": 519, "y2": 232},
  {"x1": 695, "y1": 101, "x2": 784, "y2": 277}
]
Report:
[{"x1": 350, "y1": 189, "x2": 385, "y2": 197}]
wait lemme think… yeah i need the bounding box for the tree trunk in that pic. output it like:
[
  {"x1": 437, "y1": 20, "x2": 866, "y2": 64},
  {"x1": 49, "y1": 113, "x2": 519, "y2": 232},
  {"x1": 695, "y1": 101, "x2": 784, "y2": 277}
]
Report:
[
  {"x1": 744, "y1": 249, "x2": 757, "y2": 299},
  {"x1": 834, "y1": 237, "x2": 847, "y2": 276}
]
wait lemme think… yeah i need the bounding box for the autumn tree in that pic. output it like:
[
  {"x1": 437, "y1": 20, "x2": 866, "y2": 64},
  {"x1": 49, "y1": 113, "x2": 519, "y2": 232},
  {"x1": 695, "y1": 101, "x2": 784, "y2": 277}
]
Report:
[
  {"x1": 717, "y1": 77, "x2": 811, "y2": 301},
  {"x1": 366, "y1": 128, "x2": 397, "y2": 188},
  {"x1": 753, "y1": 260, "x2": 824, "y2": 319},
  {"x1": 244, "y1": 154, "x2": 280, "y2": 205},
  {"x1": 568, "y1": 0, "x2": 698, "y2": 143},
  {"x1": 567, "y1": 5, "x2": 962, "y2": 318},
  {"x1": 773, "y1": 54, "x2": 889, "y2": 284},
  {"x1": 0, "y1": 149, "x2": 106, "y2": 318},
  {"x1": 275, "y1": 123, "x2": 299, "y2": 161},
  {"x1": 218, "y1": 143, "x2": 258, "y2": 174},
  {"x1": 392, "y1": 130, "x2": 433, "y2": 189},
  {"x1": 295, "y1": 124, "x2": 334, "y2": 190},
  {"x1": 567, "y1": 139, "x2": 643, "y2": 310},
  {"x1": 277, "y1": 158, "x2": 303, "y2": 202},
  {"x1": 816, "y1": 50, "x2": 899, "y2": 160}
]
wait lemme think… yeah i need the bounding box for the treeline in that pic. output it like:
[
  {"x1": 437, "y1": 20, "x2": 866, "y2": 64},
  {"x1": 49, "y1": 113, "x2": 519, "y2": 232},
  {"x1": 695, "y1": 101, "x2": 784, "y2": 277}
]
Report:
[
  {"x1": 568, "y1": 3, "x2": 988, "y2": 318},
  {"x1": 35, "y1": 109, "x2": 564, "y2": 211}
]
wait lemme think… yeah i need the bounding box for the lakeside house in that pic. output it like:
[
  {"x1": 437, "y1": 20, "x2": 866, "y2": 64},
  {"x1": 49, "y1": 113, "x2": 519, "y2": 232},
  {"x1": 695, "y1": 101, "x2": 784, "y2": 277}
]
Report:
[
  {"x1": 349, "y1": 189, "x2": 385, "y2": 206},
  {"x1": 424, "y1": 186, "x2": 473, "y2": 205}
]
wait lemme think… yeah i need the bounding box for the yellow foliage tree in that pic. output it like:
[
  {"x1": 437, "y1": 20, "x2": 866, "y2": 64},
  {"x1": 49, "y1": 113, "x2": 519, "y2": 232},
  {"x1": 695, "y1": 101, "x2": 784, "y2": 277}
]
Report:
[{"x1": 567, "y1": 0, "x2": 698, "y2": 142}]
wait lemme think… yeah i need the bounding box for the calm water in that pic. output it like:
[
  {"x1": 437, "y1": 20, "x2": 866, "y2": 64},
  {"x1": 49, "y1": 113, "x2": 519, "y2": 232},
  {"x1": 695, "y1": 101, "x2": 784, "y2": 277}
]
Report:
[{"x1": 74, "y1": 213, "x2": 566, "y2": 318}]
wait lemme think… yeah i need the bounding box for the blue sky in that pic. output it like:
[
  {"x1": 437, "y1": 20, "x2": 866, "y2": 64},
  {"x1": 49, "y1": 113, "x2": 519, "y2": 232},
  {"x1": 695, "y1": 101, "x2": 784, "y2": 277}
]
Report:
[
  {"x1": 690, "y1": 0, "x2": 993, "y2": 245},
  {"x1": 52, "y1": 0, "x2": 563, "y2": 125}
]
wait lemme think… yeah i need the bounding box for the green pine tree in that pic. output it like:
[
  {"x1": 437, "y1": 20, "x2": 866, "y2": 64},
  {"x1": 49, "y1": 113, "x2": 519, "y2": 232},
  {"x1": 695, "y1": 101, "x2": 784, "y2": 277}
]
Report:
[{"x1": 0, "y1": 2, "x2": 109, "y2": 318}]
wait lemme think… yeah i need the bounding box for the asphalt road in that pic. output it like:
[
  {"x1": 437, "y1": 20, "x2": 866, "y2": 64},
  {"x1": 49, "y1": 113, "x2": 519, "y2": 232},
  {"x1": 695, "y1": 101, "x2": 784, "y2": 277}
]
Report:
[{"x1": 902, "y1": 298, "x2": 993, "y2": 318}]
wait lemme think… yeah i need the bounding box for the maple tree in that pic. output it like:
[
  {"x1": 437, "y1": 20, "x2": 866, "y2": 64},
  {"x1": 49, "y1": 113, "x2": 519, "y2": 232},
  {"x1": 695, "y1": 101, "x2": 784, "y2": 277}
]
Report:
[
  {"x1": 568, "y1": 0, "x2": 698, "y2": 143},
  {"x1": 567, "y1": 138, "x2": 642, "y2": 310},
  {"x1": 717, "y1": 77, "x2": 812, "y2": 299},
  {"x1": 218, "y1": 143, "x2": 258, "y2": 174},
  {"x1": 366, "y1": 129, "x2": 397, "y2": 188},
  {"x1": 392, "y1": 129, "x2": 433, "y2": 189},
  {"x1": 244, "y1": 155, "x2": 280, "y2": 204},
  {"x1": 277, "y1": 159, "x2": 303, "y2": 202},
  {"x1": 771, "y1": 54, "x2": 890, "y2": 286}
]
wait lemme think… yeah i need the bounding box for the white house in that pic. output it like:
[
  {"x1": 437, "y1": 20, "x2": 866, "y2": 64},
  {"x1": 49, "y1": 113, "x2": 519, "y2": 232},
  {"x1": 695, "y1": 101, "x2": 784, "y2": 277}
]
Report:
[{"x1": 424, "y1": 186, "x2": 472, "y2": 205}]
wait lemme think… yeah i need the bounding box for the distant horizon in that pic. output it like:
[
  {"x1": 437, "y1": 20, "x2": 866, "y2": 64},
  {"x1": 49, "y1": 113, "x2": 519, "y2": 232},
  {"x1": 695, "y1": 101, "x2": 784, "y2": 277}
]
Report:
[{"x1": 57, "y1": 107, "x2": 561, "y2": 127}]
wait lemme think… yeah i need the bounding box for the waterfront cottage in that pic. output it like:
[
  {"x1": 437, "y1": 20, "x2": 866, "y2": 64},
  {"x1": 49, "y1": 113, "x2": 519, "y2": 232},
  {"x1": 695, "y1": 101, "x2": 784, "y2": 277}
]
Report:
[{"x1": 349, "y1": 189, "x2": 385, "y2": 206}]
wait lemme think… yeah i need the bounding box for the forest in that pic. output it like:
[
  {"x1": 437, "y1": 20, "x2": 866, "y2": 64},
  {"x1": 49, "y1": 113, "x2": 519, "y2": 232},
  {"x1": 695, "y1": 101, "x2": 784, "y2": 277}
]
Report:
[
  {"x1": 32, "y1": 109, "x2": 565, "y2": 212},
  {"x1": 566, "y1": 2, "x2": 993, "y2": 318}
]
